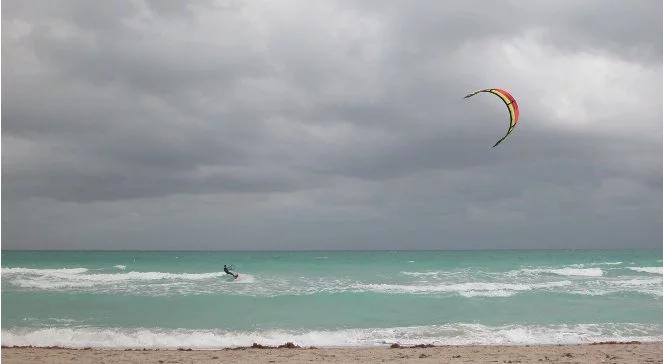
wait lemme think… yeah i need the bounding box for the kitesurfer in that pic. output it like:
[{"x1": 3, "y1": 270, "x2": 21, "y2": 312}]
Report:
[{"x1": 224, "y1": 264, "x2": 238, "y2": 279}]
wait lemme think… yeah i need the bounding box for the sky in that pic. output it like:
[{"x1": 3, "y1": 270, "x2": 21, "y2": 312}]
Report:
[{"x1": 2, "y1": 0, "x2": 662, "y2": 250}]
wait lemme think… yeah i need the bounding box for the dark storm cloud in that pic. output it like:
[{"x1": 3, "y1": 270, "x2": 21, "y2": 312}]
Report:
[{"x1": 2, "y1": 0, "x2": 662, "y2": 249}]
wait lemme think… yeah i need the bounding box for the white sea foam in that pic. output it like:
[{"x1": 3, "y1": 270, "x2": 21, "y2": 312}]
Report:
[
  {"x1": 3, "y1": 267, "x2": 227, "y2": 281},
  {"x1": 114, "y1": 265, "x2": 126, "y2": 270},
  {"x1": 2, "y1": 266, "x2": 231, "y2": 292},
  {"x1": 628, "y1": 267, "x2": 663, "y2": 275},
  {"x1": 233, "y1": 273, "x2": 256, "y2": 283},
  {"x1": 401, "y1": 271, "x2": 439, "y2": 277},
  {"x1": 611, "y1": 277, "x2": 663, "y2": 286},
  {"x1": 3, "y1": 323, "x2": 663, "y2": 349},
  {"x1": 2, "y1": 267, "x2": 89, "y2": 275},
  {"x1": 353, "y1": 281, "x2": 571, "y2": 297},
  {"x1": 11, "y1": 279, "x2": 98, "y2": 289},
  {"x1": 571, "y1": 262, "x2": 623, "y2": 268},
  {"x1": 567, "y1": 277, "x2": 663, "y2": 297},
  {"x1": 522, "y1": 268, "x2": 603, "y2": 277},
  {"x1": 4, "y1": 265, "x2": 661, "y2": 298}
]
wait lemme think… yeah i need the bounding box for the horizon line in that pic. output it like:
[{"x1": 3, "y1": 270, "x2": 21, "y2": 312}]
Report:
[{"x1": 2, "y1": 248, "x2": 660, "y2": 252}]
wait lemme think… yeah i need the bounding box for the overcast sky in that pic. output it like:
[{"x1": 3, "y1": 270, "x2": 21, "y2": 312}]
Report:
[{"x1": 2, "y1": 0, "x2": 662, "y2": 250}]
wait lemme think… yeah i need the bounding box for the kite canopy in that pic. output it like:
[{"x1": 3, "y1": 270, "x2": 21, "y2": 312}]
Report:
[{"x1": 464, "y1": 88, "x2": 519, "y2": 147}]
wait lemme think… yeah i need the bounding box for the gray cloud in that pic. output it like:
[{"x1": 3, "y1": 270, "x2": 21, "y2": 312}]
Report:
[{"x1": 2, "y1": 0, "x2": 662, "y2": 249}]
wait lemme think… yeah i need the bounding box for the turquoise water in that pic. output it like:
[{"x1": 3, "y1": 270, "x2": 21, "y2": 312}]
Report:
[{"x1": 2, "y1": 250, "x2": 663, "y2": 348}]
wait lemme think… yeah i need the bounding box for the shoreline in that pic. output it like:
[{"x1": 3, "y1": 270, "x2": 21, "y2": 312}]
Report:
[
  {"x1": 3, "y1": 342, "x2": 662, "y2": 363},
  {"x1": 0, "y1": 339, "x2": 650, "y2": 349}
]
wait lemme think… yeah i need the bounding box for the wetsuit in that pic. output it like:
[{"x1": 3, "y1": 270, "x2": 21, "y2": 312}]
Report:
[{"x1": 224, "y1": 265, "x2": 238, "y2": 278}]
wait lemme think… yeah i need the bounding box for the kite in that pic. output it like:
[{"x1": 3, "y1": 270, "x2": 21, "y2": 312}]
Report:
[{"x1": 464, "y1": 88, "x2": 519, "y2": 147}]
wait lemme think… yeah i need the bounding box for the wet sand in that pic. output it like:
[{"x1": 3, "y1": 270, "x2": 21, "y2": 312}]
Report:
[{"x1": 3, "y1": 342, "x2": 662, "y2": 363}]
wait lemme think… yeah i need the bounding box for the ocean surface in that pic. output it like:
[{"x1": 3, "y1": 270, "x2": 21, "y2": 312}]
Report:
[{"x1": 2, "y1": 250, "x2": 663, "y2": 348}]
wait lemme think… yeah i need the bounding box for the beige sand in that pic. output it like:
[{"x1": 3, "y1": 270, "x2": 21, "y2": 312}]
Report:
[{"x1": 2, "y1": 342, "x2": 662, "y2": 363}]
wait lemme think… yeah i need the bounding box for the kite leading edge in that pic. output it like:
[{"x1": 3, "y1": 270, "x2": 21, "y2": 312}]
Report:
[{"x1": 464, "y1": 88, "x2": 519, "y2": 147}]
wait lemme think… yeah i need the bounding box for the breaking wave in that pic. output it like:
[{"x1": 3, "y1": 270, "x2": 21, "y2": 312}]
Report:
[
  {"x1": 3, "y1": 264, "x2": 661, "y2": 297},
  {"x1": 353, "y1": 281, "x2": 571, "y2": 297},
  {"x1": 3, "y1": 323, "x2": 663, "y2": 349},
  {"x1": 628, "y1": 267, "x2": 663, "y2": 275},
  {"x1": 401, "y1": 271, "x2": 440, "y2": 277},
  {"x1": 521, "y1": 268, "x2": 603, "y2": 277},
  {"x1": 2, "y1": 267, "x2": 89, "y2": 275},
  {"x1": 1, "y1": 267, "x2": 235, "y2": 291}
]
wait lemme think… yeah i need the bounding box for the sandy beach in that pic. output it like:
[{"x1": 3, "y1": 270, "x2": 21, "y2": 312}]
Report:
[{"x1": 3, "y1": 342, "x2": 662, "y2": 363}]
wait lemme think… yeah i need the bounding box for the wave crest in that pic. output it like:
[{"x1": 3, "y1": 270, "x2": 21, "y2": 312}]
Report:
[
  {"x1": 522, "y1": 268, "x2": 603, "y2": 277},
  {"x1": 3, "y1": 323, "x2": 663, "y2": 349},
  {"x1": 628, "y1": 267, "x2": 663, "y2": 275},
  {"x1": 2, "y1": 266, "x2": 235, "y2": 291},
  {"x1": 353, "y1": 281, "x2": 571, "y2": 297}
]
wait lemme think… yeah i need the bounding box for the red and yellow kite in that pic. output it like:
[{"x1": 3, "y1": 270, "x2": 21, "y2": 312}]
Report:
[{"x1": 464, "y1": 88, "x2": 519, "y2": 147}]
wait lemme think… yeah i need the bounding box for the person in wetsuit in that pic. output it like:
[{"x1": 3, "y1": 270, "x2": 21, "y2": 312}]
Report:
[{"x1": 223, "y1": 264, "x2": 238, "y2": 278}]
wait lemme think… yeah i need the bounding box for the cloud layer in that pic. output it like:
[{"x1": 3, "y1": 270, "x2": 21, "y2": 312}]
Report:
[{"x1": 3, "y1": 0, "x2": 662, "y2": 249}]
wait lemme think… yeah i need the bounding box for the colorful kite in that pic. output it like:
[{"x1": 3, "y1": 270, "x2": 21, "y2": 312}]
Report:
[{"x1": 464, "y1": 88, "x2": 519, "y2": 147}]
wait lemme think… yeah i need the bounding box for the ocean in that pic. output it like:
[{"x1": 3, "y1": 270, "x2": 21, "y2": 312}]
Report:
[{"x1": 2, "y1": 250, "x2": 663, "y2": 348}]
